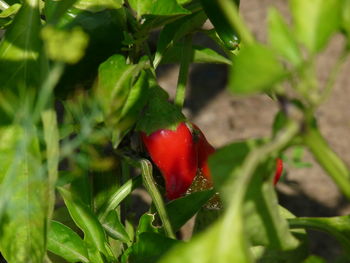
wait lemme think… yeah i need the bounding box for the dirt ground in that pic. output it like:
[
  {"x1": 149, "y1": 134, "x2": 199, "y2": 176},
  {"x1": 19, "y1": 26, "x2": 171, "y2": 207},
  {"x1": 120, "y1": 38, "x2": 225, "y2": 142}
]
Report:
[{"x1": 157, "y1": 0, "x2": 350, "y2": 261}]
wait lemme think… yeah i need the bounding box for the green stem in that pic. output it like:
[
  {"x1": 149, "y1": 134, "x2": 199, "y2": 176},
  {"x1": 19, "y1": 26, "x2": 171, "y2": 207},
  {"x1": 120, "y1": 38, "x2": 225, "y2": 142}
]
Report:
[
  {"x1": 303, "y1": 126, "x2": 350, "y2": 199},
  {"x1": 318, "y1": 48, "x2": 350, "y2": 106},
  {"x1": 140, "y1": 159, "x2": 176, "y2": 239},
  {"x1": 288, "y1": 217, "x2": 350, "y2": 251},
  {"x1": 174, "y1": 34, "x2": 193, "y2": 109},
  {"x1": 33, "y1": 62, "x2": 64, "y2": 122},
  {"x1": 217, "y1": 0, "x2": 254, "y2": 45}
]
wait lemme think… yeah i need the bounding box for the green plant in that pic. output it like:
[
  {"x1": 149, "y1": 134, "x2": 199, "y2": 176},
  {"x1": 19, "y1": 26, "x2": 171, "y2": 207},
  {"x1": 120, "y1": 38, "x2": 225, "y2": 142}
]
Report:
[{"x1": 0, "y1": 0, "x2": 350, "y2": 262}]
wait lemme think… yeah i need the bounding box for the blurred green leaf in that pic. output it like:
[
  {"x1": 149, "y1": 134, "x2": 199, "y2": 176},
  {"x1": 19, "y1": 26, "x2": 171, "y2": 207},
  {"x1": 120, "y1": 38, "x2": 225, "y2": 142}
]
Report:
[
  {"x1": 128, "y1": 0, "x2": 190, "y2": 16},
  {"x1": 47, "y1": 220, "x2": 89, "y2": 263},
  {"x1": 229, "y1": 44, "x2": 286, "y2": 94},
  {"x1": 74, "y1": 0, "x2": 123, "y2": 12},
  {"x1": 127, "y1": 232, "x2": 180, "y2": 263},
  {"x1": 290, "y1": 0, "x2": 341, "y2": 53},
  {"x1": 112, "y1": 70, "x2": 150, "y2": 148},
  {"x1": 0, "y1": 125, "x2": 47, "y2": 263},
  {"x1": 41, "y1": 25, "x2": 89, "y2": 64},
  {"x1": 42, "y1": 110, "x2": 60, "y2": 220},
  {"x1": 302, "y1": 255, "x2": 326, "y2": 263},
  {"x1": 268, "y1": 7, "x2": 301, "y2": 66},
  {"x1": 166, "y1": 189, "x2": 215, "y2": 232},
  {"x1": 289, "y1": 215, "x2": 350, "y2": 252},
  {"x1": 58, "y1": 187, "x2": 114, "y2": 262},
  {"x1": 159, "y1": 207, "x2": 252, "y2": 263},
  {"x1": 135, "y1": 85, "x2": 185, "y2": 135},
  {"x1": 0, "y1": 0, "x2": 47, "y2": 89},
  {"x1": 244, "y1": 177, "x2": 299, "y2": 250},
  {"x1": 0, "y1": 3, "x2": 20, "y2": 17},
  {"x1": 154, "y1": 10, "x2": 206, "y2": 67},
  {"x1": 210, "y1": 140, "x2": 299, "y2": 250},
  {"x1": 161, "y1": 44, "x2": 232, "y2": 65},
  {"x1": 102, "y1": 210, "x2": 130, "y2": 243}
]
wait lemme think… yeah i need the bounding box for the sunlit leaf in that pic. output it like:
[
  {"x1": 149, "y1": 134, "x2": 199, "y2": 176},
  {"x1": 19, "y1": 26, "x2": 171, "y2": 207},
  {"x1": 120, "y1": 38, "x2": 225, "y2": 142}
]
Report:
[
  {"x1": 128, "y1": 0, "x2": 190, "y2": 16},
  {"x1": 0, "y1": 0, "x2": 47, "y2": 89},
  {"x1": 290, "y1": 0, "x2": 341, "y2": 53},
  {"x1": 268, "y1": 7, "x2": 301, "y2": 66}
]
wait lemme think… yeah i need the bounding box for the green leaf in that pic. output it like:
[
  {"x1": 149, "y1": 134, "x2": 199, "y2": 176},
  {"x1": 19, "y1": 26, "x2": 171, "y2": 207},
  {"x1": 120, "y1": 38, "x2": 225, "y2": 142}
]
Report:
[
  {"x1": 44, "y1": 0, "x2": 78, "y2": 24},
  {"x1": 0, "y1": 125, "x2": 47, "y2": 263},
  {"x1": 58, "y1": 187, "x2": 114, "y2": 261},
  {"x1": 267, "y1": 7, "x2": 301, "y2": 66},
  {"x1": 98, "y1": 176, "x2": 142, "y2": 222},
  {"x1": 161, "y1": 44, "x2": 232, "y2": 65},
  {"x1": 0, "y1": 0, "x2": 47, "y2": 89},
  {"x1": 290, "y1": 0, "x2": 341, "y2": 53},
  {"x1": 166, "y1": 190, "x2": 215, "y2": 232},
  {"x1": 96, "y1": 54, "x2": 146, "y2": 126},
  {"x1": 229, "y1": 44, "x2": 286, "y2": 94},
  {"x1": 101, "y1": 210, "x2": 130, "y2": 243},
  {"x1": 128, "y1": 0, "x2": 190, "y2": 16},
  {"x1": 135, "y1": 85, "x2": 185, "y2": 135},
  {"x1": 0, "y1": 3, "x2": 21, "y2": 18},
  {"x1": 127, "y1": 232, "x2": 180, "y2": 263},
  {"x1": 41, "y1": 25, "x2": 89, "y2": 64},
  {"x1": 154, "y1": 10, "x2": 207, "y2": 67},
  {"x1": 289, "y1": 215, "x2": 350, "y2": 252},
  {"x1": 47, "y1": 220, "x2": 89, "y2": 263},
  {"x1": 111, "y1": 70, "x2": 150, "y2": 148},
  {"x1": 74, "y1": 0, "x2": 123, "y2": 12},
  {"x1": 136, "y1": 213, "x2": 161, "y2": 238},
  {"x1": 159, "y1": 208, "x2": 251, "y2": 263}
]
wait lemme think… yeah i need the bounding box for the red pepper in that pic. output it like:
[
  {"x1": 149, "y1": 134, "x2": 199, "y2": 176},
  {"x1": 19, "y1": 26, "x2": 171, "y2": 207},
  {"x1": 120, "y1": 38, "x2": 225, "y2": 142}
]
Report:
[
  {"x1": 192, "y1": 124, "x2": 216, "y2": 182},
  {"x1": 142, "y1": 122, "x2": 283, "y2": 200},
  {"x1": 141, "y1": 122, "x2": 198, "y2": 200},
  {"x1": 274, "y1": 158, "x2": 283, "y2": 185}
]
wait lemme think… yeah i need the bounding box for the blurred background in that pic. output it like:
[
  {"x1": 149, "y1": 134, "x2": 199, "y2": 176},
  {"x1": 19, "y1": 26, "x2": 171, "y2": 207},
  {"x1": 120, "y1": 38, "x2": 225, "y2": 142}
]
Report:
[{"x1": 155, "y1": 0, "x2": 350, "y2": 260}]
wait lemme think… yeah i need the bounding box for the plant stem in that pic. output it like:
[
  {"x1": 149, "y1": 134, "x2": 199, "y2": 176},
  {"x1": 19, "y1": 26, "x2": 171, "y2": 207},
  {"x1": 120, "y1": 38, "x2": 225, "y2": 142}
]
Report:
[
  {"x1": 140, "y1": 159, "x2": 176, "y2": 239},
  {"x1": 217, "y1": 0, "x2": 254, "y2": 45},
  {"x1": 33, "y1": 62, "x2": 64, "y2": 122},
  {"x1": 318, "y1": 48, "x2": 350, "y2": 105},
  {"x1": 303, "y1": 126, "x2": 350, "y2": 199},
  {"x1": 174, "y1": 34, "x2": 193, "y2": 109}
]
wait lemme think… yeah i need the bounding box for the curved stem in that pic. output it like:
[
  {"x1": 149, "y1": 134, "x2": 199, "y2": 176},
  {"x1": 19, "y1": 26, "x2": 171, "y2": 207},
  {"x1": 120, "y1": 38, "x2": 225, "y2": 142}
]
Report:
[
  {"x1": 140, "y1": 159, "x2": 176, "y2": 239},
  {"x1": 303, "y1": 126, "x2": 350, "y2": 199},
  {"x1": 174, "y1": 34, "x2": 193, "y2": 109}
]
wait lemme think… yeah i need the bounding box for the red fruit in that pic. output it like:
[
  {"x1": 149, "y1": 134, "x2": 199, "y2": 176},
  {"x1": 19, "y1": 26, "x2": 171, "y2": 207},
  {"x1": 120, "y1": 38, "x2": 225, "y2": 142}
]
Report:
[
  {"x1": 141, "y1": 122, "x2": 198, "y2": 200},
  {"x1": 192, "y1": 124, "x2": 215, "y2": 181},
  {"x1": 274, "y1": 158, "x2": 283, "y2": 185}
]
